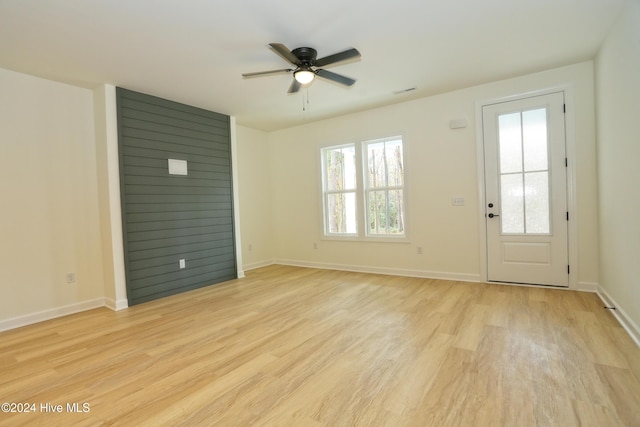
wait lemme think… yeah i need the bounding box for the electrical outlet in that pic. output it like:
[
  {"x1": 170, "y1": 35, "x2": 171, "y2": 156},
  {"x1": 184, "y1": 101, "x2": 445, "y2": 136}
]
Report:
[
  {"x1": 66, "y1": 273, "x2": 76, "y2": 284},
  {"x1": 313, "y1": 242, "x2": 318, "y2": 249},
  {"x1": 452, "y1": 197, "x2": 465, "y2": 206},
  {"x1": 248, "y1": 244, "x2": 253, "y2": 251},
  {"x1": 416, "y1": 246, "x2": 423, "y2": 255},
  {"x1": 179, "y1": 259, "x2": 186, "y2": 269}
]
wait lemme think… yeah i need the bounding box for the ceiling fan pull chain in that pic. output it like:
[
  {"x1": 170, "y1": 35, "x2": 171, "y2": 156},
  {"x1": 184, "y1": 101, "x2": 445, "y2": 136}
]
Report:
[{"x1": 302, "y1": 88, "x2": 311, "y2": 112}]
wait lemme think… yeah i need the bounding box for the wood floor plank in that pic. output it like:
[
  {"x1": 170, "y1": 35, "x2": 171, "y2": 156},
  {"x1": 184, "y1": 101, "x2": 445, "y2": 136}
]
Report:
[
  {"x1": 595, "y1": 364, "x2": 640, "y2": 425},
  {"x1": 1, "y1": 265, "x2": 639, "y2": 426}
]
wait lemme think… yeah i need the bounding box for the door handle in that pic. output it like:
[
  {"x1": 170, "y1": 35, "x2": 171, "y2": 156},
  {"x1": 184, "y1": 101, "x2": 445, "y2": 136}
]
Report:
[{"x1": 488, "y1": 213, "x2": 500, "y2": 218}]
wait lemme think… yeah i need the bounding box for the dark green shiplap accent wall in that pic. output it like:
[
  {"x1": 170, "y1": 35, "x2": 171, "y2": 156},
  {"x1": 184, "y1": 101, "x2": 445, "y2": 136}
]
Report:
[{"x1": 116, "y1": 88, "x2": 236, "y2": 305}]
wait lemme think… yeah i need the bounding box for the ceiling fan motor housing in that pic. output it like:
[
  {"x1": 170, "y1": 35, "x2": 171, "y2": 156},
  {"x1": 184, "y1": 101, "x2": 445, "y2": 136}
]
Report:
[{"x1": 292, "y1": 47, "x2": 317, "y2": 65}]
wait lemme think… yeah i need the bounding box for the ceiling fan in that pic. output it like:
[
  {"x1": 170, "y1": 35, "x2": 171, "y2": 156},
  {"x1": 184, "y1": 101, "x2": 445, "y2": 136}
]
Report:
[{"x1": 242, "y1": 43, "x2": 361, "y2": 94}]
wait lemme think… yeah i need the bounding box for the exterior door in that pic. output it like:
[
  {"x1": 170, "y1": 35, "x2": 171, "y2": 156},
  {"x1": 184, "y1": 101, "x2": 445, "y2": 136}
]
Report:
[{"x1": 482, "y1": 92, "x2": 569, "y2": 287}]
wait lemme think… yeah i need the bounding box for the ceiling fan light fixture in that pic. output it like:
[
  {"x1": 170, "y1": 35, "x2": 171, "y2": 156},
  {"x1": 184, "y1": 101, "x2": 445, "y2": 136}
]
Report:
[{"x1": 294, "y1": 69, "x2": 315, "y2": 85}]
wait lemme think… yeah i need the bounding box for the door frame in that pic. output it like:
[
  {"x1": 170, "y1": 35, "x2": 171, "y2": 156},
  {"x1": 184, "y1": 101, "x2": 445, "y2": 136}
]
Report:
[{"x1": 475, "y1": 85, "x2": 579, "y2": 289}]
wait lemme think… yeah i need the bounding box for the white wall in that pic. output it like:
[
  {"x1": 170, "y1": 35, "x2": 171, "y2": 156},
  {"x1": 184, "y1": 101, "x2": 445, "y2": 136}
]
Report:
[
  {"x1": 268, "y1": 62, "x2": 599, "y2": 285},
  {"x1": 0, "y1": 68, "x2": 105, "y2": 327},
  {"x1": 595, "y1": 0, "x2": 640, "y2": 335},
  {"x1": 236, "y1": 125, "x2": 274, "y2": 270}
]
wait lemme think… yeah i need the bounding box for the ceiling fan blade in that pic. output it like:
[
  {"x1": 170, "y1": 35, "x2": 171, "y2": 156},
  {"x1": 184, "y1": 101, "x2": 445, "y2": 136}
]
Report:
[
  {"x1": 315, "y1": 69, "x2": 356, "y2": 87},
  {"x1": 242, "y1": 69, "x2": 293, "y2": 78},
  {"x1": 288, "y1": 79, "x2": 301, "y2": 94},
  {"x1": 269, "y1": 43, "x2": 301, "y2": 66},
  {"x1": 314, "y1": 48, "x2": 361, "y2": 67}
]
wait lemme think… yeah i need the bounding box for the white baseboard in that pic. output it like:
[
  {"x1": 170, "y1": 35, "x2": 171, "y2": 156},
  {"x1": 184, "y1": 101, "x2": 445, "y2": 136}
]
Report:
[
  {"x1": 274, "y1": 258, "x2": 481, "y2": 283},
  {"x1": 577, "y1": 281, "x2": 599, "y2": 292},
  {"x1": 104, "y1": 297, "x2": 129, "y2": 311},
  {"x1": 597, "y1": 286, "x2": 640, "y2": 347},
  {"x1": 0, "y1": 298, "x2": 107, "y2": 333},
  {"x1": 243, "y1": 259, "x2": 276, "y2": 272}
]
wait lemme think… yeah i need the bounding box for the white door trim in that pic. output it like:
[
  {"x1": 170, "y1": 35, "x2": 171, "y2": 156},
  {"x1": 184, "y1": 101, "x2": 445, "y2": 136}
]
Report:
[{"x1": 475, "y1": 85, "x2": 579, "y2": 289}]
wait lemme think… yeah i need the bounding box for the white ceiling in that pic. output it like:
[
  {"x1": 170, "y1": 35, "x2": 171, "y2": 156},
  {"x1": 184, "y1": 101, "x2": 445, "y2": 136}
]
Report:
[{"x1": 0, "y1": 0, "x2": 624, "y2": 131}]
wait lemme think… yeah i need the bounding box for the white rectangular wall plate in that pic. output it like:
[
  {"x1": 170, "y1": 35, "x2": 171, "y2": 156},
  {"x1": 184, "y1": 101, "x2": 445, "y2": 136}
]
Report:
[
  {"x1": 168, "y1": 159, "x2": 188, "y2": 175},
  {"x1": 449, "y1": 119, "x2": 467, "y2": 129}
]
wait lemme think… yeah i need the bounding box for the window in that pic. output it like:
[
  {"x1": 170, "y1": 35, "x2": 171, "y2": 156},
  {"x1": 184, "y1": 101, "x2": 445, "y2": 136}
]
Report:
[
  {"x1": 322, "y1": 145, "x2": 357, "y2": 235},
  {"x1": 365, "y1": 138, "x2": 405, "y2": 236},
  {"x1": 321, "y1": 136, "x2": 405, "y2": 239}
]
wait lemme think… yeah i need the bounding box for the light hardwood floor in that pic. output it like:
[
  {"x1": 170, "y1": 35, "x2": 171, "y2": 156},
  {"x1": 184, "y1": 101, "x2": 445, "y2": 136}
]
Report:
[{"x1": 1, "y1": 265, "x2": 639, "y2": 426}]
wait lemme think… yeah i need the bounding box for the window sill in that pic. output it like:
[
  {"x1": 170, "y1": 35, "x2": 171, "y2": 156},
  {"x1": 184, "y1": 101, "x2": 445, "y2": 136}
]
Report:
[{"x1": 321, "y1": 236, "x2": 411, "y2": 244}]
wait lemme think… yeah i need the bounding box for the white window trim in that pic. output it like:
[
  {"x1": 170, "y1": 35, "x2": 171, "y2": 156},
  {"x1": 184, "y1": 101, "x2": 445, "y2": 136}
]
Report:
[{"x1": 320, "y1": 135, "x2": 409, "y2": 242}]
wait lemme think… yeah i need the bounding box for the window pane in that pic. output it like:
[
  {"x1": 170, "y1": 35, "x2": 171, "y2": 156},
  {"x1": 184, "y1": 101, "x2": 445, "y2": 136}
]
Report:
[
  {"x1": 386, "y1": 139, "x2": 404, "y2": 186},
  {"x1": 523, "y1": 108, "x2": 548, "y2": 172},
  {"x1": 368, "y1": 190, "x2": 386, "y2": 234},
  {"x1": 498, "y1": 113, "x2": 522, "y2": 174},
  {"x1": 500, "y1": 173, "x2": 524, "y2": 233},
  {"x1": 325, "y1": 146, "x2": 356, "y2": 191},
  {"x1": 327, "y1": 192, "x2": 357, "y2": 234},
  {"x1": 367, "y1": 139, "x2": 404, "y2": 188},
  {"x1": 524, "y1": 171, "x2": 550, "y2": 233},
  {"x1": 368, "y1": 190, "x2": 404, "y2": 235},
  {"x1": 387, "y1": 189, "x2": 404, "y2": 234},
  {"x1": 367, "y1": 142, "x2": 387, "y2": 188}
]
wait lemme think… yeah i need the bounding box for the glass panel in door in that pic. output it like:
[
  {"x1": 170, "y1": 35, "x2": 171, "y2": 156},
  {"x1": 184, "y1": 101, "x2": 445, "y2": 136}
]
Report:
[{"x1": 497, "y1": 108, "x2": 551, "y2": 235}]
